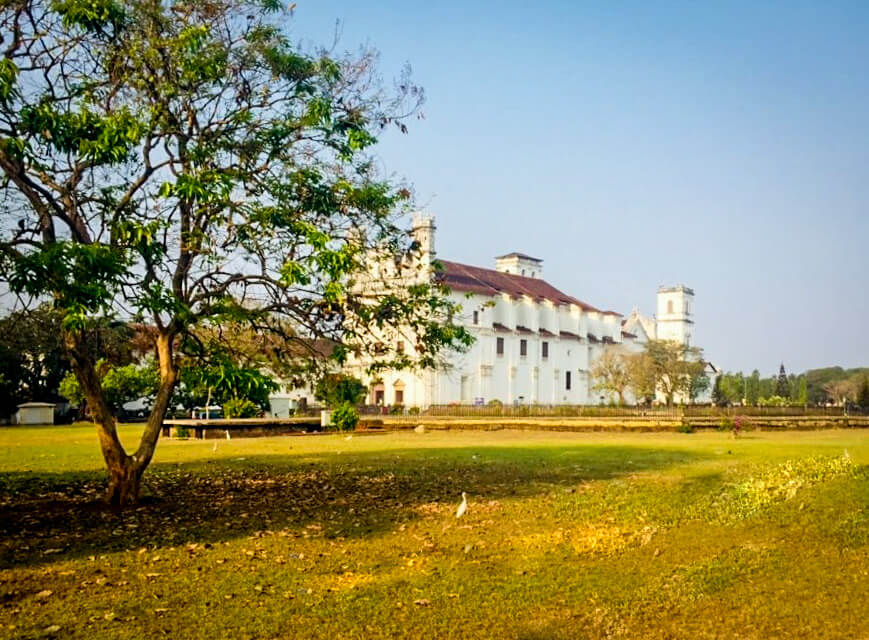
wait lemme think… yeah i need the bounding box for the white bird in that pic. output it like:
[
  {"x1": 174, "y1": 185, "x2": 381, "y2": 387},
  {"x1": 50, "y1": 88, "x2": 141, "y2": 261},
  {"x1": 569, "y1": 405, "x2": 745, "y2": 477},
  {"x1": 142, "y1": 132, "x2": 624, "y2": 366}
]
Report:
[
  {"x1": 212, "y1": 441, "x2": 218, "y2": 452},
  {"x1": 455, "y1": 492, "x2": 468, "y2": 519},
  {"x1": 225, "y1": 430, "x2": 231, "y2": 440},
  {"x1": 344, "y1": 435, "x2": 353, "y2": 441}
]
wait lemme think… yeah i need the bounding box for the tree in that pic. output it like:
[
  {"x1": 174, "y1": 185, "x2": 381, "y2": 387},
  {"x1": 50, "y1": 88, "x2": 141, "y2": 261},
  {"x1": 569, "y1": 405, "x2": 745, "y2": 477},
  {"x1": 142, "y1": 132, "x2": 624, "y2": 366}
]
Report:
[
  {"x1": 0, "y1": 1, "x2": 470, "y2": 504},
  {"x1": 314, "y1": 373, "x2": 367, "y2": 408},
  {"x1": 823, "y1": 379, "x2": 856, "y2": 406},
  {"x1": 745, "y1": 370, "x2": 761, "y2": 406},
  {"x1": 688, "y1": 367, "x2": 710, "y2": 403},
  {"x1": 180, "y1": 352, "x2": 278, "y2": 414},
  {"x1": 590, "y1": 351, "x2": 631, "y2": 405},
  {"x1": 857, "y1": 376, "x2": 869, "y2": 409},
  {"x1": 718, "y1": 372, "x2": 745, "y2": 405},
  {"x1": 0, "y1": 306, "x2": 69, "y2": 418},
  {"x1": 775, "y1": 364, "x2": 789, "y2": 398},
  {"x1": 797, "y1": 376, "x2": 809, "y2": 405},
  {"x1": 711, "y1": 374, "x2": 725, "y2": 406},
  {"x1": 60, "y1": 360, "x2": 159, "y2": 415},
  {"x1": 643, "y1": 340, "x2": 704, "y2": 406},
  {"x1": 626, "y1": 353, "x2": 657, "y2": 405}
]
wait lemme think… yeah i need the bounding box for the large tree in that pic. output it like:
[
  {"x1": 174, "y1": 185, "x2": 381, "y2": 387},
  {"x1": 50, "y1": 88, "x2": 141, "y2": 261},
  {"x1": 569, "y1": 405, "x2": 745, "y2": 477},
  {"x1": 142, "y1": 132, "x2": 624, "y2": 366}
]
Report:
[
  {"x1": 642, "y1": 339, "x2": 705, "y2": 406},
  {"x1": 0, "y1": 0, "x2": 470, "y2": 504},
  {"x1": 590, "y1": 350, "x2": 631, "y2": 405}
]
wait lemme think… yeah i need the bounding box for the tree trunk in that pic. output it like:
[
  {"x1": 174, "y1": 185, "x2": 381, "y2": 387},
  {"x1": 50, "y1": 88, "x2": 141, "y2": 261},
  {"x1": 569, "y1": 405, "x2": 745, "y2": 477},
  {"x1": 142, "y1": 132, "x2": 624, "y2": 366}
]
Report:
[
  {"x1": 65, "y1": 328, "x2": 179, "y2": 507},
  {"x1": 106, "y1": 455, "x2": 144, "y2": 506}
]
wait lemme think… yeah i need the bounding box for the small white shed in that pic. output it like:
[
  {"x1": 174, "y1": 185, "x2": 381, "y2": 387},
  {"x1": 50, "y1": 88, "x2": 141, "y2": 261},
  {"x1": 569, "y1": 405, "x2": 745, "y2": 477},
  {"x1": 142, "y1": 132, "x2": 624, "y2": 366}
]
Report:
[{"x1": 15, "y1": 402, "x2": 56, "y2": 425}]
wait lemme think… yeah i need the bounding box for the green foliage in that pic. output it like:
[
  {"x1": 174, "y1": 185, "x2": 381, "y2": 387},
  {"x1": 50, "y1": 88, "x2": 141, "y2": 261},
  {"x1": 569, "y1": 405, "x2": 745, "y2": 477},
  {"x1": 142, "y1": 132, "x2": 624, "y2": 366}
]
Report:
[
  {"x1": 858, "y1": 376, "x2": 869, "y2": 408},
  {"x1": 223, "y1": 397, "x2": 260, "y2": 419},
  {"x1": 314, "y1": 374, "x2": 366, "y2": 408},
  {"x1": 180, "y1": 352, "x2": 277, "y2": 410},
  {"x1": 776, "y1": 364, "x2": 789, "y2": 398},
  {"x1": 0, "y1": 0, "x2": 472, "y2": 495},
  {"x1": 60, "y1": 360, "x2": 159, "y2": 413},
  {"x1": 711, "y1": 375, "x2": 725, "y2": 406},
  {"x1": 677, "y1": 424, "x2": 694, "y2": 434},
  {"x1": 745, "y1": 370, "x2": 761, "y2": 405},
  {"x1": 758, "y1": 395, "x2": 788, "y2": 407},
  {"x1": 642, "y1": 339, "x2": 706, "y2": 405},
  {"x1": 0, "y1": 306, "x2": 69, "y2": 417},
  {"x1": 331, "y1": 402, "x2": 358, "y2": 431}
]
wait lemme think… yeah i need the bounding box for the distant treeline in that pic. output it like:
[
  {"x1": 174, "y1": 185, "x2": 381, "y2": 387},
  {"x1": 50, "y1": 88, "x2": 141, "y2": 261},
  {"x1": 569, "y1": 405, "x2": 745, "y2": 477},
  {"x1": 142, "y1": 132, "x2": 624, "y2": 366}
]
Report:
[{"x1": 714, "y1": 366, "x2": 869, "y2": 406}]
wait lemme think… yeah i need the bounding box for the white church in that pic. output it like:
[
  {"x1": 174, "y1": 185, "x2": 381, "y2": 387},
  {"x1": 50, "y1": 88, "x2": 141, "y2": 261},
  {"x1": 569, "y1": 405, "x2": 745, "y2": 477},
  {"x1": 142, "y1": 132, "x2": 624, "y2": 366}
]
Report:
[
  {"x1": 269, "y1": 215, "x2": 717, "y2": 414},
  {"x1": 355, "y1": 216, "x2": 716, "y2": 407}
]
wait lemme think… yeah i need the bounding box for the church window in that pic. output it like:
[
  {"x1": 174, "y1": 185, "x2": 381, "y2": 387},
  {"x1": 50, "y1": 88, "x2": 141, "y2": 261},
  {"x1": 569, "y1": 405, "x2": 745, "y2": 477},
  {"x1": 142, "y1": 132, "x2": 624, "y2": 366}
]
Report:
[
  {"x1": 566, "y1": 371, "x2": 572, "y2": 390},
  {"x1": 520, "y1": 339, "x2": 527, "y2": 357},
  {"x1": 395, "y1": 389, "x2": 404, "y2": 404},
  {"x1": 667, "y1": 300, "x2": 674, "y2": 314},
  {"x1": 542, "y1": 342, "x2": 549, "y2": 359},
  {"x1": 496, "y1": 337, "x2": 504, "y2": 356},
  {"x1": 397, "y1": 341, "x2": 405, "y2": 354},
  {"x1": 521, "y1": 269, "x2": 526, "y2": 276},
  {"x1": 473, "y1": 310, "x2": 479, "y2": 325}
]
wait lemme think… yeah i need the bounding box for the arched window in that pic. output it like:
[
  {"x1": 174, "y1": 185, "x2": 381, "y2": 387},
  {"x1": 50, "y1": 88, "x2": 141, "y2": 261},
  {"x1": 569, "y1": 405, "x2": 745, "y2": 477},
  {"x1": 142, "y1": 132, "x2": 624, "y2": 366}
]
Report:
[{"x1": 667, "y1": 300, "x2": 674, "y2": 314}]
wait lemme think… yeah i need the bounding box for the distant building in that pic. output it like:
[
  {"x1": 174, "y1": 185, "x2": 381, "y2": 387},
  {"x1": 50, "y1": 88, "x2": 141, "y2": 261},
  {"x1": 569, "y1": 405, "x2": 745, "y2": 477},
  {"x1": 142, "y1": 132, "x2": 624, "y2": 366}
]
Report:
[
  {"x1": 15, "y1": 402, "x2": 56, "y2": 425},
  {"x1": 337, "y1": 215, "x2": 718, "y2": 407}
]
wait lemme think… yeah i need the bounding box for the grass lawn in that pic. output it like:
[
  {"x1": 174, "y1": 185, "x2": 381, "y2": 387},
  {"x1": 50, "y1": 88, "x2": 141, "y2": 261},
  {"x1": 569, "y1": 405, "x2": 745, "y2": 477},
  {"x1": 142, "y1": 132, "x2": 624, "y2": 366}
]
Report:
[{"x1": 1, "y1": 425, "x2": 868, "y2": 639}]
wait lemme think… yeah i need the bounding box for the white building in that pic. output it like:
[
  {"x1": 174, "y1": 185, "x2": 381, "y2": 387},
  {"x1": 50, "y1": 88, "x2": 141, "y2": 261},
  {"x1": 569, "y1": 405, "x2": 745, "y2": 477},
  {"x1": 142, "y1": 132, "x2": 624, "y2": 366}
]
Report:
[
  {"x1": 622, "y1": 286, "x2": 719, "y2": 404},
  {"x1": 343, "y1": 215, "x2": 719, "y2": 407},
  {"x1": 273, "y1": 215, "x2": 718, "y2": 409}
]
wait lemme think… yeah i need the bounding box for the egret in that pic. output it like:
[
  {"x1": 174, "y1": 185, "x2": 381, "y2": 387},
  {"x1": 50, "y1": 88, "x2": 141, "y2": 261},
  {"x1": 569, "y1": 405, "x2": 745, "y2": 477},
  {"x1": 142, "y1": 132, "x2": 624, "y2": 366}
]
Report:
[
  {"x1": 225, "y1": 430, "x2": 231, "y2": 440},
  {"x1": 455, "y1": 492, "x2": 468, "y2": 518},
  {"x1": 344, "y1": 435, "x2": 353, "y2": 441},
  {"x1": 212, "y1": 441, "x2": 218, "y2": 452}
]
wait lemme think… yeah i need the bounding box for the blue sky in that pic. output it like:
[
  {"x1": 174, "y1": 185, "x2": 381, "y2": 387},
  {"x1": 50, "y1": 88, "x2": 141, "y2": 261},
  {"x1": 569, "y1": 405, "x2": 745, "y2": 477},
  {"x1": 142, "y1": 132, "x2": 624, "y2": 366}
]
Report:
[{"x1": 292, "y1": 0, "x2": 869, "y2": 375}]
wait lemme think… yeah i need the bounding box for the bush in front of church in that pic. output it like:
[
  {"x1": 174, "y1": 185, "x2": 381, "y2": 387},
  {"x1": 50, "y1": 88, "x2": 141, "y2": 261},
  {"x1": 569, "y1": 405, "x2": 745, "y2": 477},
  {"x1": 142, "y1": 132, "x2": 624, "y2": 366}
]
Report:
[{"x1": 332, "y1": 402, "x2": 359, "y2": 432}]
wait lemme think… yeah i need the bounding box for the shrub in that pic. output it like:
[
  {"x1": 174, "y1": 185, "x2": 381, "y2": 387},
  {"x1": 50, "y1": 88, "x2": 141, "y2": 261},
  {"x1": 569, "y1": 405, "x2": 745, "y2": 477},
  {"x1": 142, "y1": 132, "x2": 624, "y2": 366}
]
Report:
[
  {"x1": 223, "y1": 397, "x2": 259, "y2": 418},
  {"x1": 389, "y1": 404, "x2": 404, "y2": 415},
  {"x1": 678, "y1": 424, "x2": 695, "y2": 434},
  {"x1": 719, "y1": 417, "x2": 734, "y2": 432},
  {"x1": 332, "y1": 402, "x2": 359, "y2": 432},
  {"x1": 408, "y1": 406, "x2": 420, "y2": 415},
  {"x1": 175, "y1": 425, "x2": 190, "y2": 438}
]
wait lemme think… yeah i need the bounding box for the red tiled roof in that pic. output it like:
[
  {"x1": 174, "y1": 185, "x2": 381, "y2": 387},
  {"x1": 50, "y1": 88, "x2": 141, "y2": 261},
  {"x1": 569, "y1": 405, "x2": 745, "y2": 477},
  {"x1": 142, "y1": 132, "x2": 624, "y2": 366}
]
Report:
[
  {"x1": 538, "y1": 328, "x2": 556, "y2": 337},
  {"x1": 492, "y1": 322, "x2": 512, "y2": 333},
  {"x1": 621, "y1": 331, "x2": 637, "y2": 339},
  {"x1": 516, "y1": 325, "x2": 534, "y2": 334},
  {"x1": 438, "y1": 260, "x2": 600, "y2": 311},
  {"x1": 602, "y1": 310, "x2": 623, "y2": 317}
]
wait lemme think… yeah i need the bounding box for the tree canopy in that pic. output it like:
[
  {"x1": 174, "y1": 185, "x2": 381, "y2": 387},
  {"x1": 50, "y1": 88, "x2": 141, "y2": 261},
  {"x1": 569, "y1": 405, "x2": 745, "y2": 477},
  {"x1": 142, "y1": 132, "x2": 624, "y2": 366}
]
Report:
[{"x1": 0, "y1": 0, "x2": 470, "y2": 504}]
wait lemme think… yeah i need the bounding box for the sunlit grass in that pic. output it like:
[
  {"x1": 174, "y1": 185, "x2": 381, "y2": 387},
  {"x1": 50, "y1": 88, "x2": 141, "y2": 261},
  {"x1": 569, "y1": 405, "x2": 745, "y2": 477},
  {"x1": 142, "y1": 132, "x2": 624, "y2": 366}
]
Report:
[{"x1": 1, "y1": 425, "x2": 868, "y2": 639}]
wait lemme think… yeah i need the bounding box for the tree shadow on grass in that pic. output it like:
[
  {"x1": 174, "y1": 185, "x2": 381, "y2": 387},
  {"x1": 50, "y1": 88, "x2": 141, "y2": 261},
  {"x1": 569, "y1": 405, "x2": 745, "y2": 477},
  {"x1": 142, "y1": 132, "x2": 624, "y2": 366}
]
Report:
[{"x1": 0, "y1": 443, "x2": 709, "y2": 571}]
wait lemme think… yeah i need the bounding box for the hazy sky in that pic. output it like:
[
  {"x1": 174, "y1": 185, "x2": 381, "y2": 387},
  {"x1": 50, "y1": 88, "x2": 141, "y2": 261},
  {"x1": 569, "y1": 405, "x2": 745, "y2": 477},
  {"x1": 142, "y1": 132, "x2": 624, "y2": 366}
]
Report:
[{"x1": 292, "y1": 0, "x2": 868, "y2": 375}]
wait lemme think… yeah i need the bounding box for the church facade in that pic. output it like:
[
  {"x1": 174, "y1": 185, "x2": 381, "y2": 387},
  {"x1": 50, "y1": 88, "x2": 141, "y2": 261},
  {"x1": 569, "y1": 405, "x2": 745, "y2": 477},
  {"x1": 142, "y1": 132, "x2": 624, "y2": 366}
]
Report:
[{"x1": 343, "y1": 215, "x2": 716, "y2": 408}]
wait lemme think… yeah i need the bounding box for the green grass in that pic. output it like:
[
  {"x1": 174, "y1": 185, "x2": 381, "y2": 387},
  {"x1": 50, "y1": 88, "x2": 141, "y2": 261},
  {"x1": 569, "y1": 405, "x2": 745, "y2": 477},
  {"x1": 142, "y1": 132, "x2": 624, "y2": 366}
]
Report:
[{"x1": 1, "y1": 425, "x2": 868, "y2": 639}]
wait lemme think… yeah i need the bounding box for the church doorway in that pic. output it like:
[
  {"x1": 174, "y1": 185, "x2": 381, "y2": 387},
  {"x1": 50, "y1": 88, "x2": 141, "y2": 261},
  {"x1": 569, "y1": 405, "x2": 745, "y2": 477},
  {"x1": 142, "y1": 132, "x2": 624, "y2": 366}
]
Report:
[{"x1": 371, "y1": 381, "x2": 385, "y2": 406}]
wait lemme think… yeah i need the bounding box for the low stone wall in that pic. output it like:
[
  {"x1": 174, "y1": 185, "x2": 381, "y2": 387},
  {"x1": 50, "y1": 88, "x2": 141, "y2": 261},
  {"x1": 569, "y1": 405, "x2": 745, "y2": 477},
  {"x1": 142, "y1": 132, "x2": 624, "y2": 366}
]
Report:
[
  {"x1": 363, "y1": 415, "x2": 869, "y2": 433},
  {"x1": 163, "y1": 417, "x2": 320, "y2": 439},
  {"x1": 161, "y1": 414, "x2": 869, "y2": 439}
]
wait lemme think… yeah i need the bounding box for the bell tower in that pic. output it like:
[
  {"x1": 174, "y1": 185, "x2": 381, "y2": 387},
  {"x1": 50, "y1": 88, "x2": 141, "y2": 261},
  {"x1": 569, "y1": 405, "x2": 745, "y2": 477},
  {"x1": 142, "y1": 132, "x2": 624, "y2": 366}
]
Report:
[
  {"x1": 411, "y1": 214, "x2": 435, "y2": 265},
  {"x1": 656, "y1": 285, "x2": 694, "y2": 345}
]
